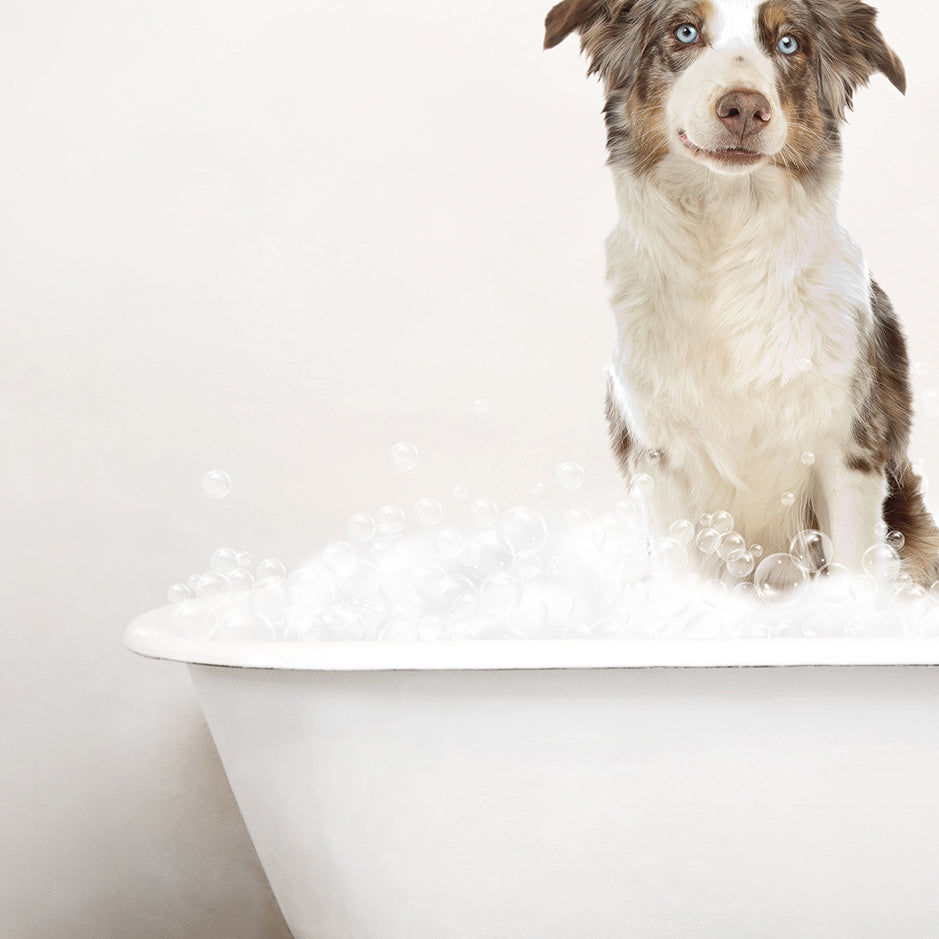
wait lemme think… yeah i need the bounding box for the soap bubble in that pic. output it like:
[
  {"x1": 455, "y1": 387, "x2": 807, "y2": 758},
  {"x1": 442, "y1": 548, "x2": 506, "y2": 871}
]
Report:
[
  {"x1": 555, "y1": 461, "x2": 586, "y2": 492},
  {"x1": 434, "y1": 574, "x2": 478, "y2": 610},
  {"x1": 202, "y1": 469, "x2": 232, "y2": 499},
  {"x1": 228, "y1": 568, "x2": 254, "y2": 591},
  {"x1": 862, "y1": 543, "x2": 901, "y2": 582},
  {"x1": 799, "y1": 358, "x2": 813, "y2": 372},
  {"x1": 434, "y1": 529, "x2": 464, "y2": 559},
  {"x1": 701, "y1": 579, "x2": 730, "y2": 606},
  {"x1": 780, "y1": 491, "x2": 796, "y2": 507},
  {"x1": 450, "y1": 484, "x2": 469, "y2": 501},
  {"x1": 250, "y1": 578, "x2": 287, "y2": 626},
  {"x1": 214, "y1": 608, "x2": 276, "y2": 642},
  {"x1": 754, "y1": 553, "x2": 809, "y2": 606},
  {"x1": 236, "y1": 550, "x2": 252, "y2": 568},
  {"x1": 461, "y1": 531, "x2": 514, "y2": 577},
  {"x1": 390, "y1": 441, "x2": 419, "y2": 471},
  {"x1": 695, "y1": 527, "x2": 720, "y2": 555},
  {"x1": 710, "y1": 511, "x2": 734, "y2": 534},
  {"x1": 717, "y1": 531, "x2": 746, "y2": 560},
  {"x1": 413, "y1": 563, "x2": 447, "y2": 598},
  {"x1": 498, "y1": 506, "x2": 548, "y2": 554},
  {"x1": 885, "y1": 529, "x2": 905, "y2": 551},
  {"x1": 646, "y1": 449, "x2": 662, "y2": 465},
  {"x1": 415, "y1": 497, "x2": 444, "y2": 528},
  {"x1": 529, "y1": 481, "x2": 546, "y2": 499},
  {"x1": 801, "y1": 451, "x2": 816, "y2": 466},
  {"x1": 195, "y1": 572, "x2": 230, "y2": 598},
  {"x1": 516, "y1": 551, "x2": 543, "y2": 581},
  {"x1": 452, "y1": 592, "x2": 478, "y2": 618},
  {"x1": 789, "y1": 529, "x2": 833, "y2": 574},
  {"x1": 651, "y1": 536, "x2": 687, "y2": 579},
  {"x1": 323, "y1": 541, "x2": 356, "y2": 573},
  {"x1": 286, "y1": 566, "x2": 334, "y2": 611},
  {"x1": 167, "y1": 583, "x2": 191, "y2": 604},
  {"x1": 324, "y1": 602, "x2": 361, "y2": 639},
  {"x1": 418, "y1": 614, "x2": 445, "y2": 641},
  {"x1": 725, "y1": 549, "x2": 755, "y2": 578},
  {"x1": 630, "y1": 473, "x2": 654, "y2": 499},
  {"x1": 377, "y1": 505, "x2": 406, "y2": 534},
  {"x1": 750, "y1": 544, "x2": 764, "y2": 559},
  {"x1": 697, "y1": 513, "x2": 714, "y2": 529},
  {"x1": 473, "y1": 397, "x2": 490, "y2": 415},
  {"x1": 173, "y1": 599, "x2": 217, "y2": 638},
  {"x1": 479, "y1": 572, "x2": 523, "y2": 615},
  {"x1": 210, "y1": 547, "x2": 239, "y2": 575},
  {"x1": 564, "y1": 507, "x2": 593, "y2": 534},
  {"x1": 257, "y1": 557, "x2": 287, "y2": 582},
  {"x1": 187, "y1": 574, "x2": 201, "y2": 593},
  {"x1": 815, "y1": 563, "x2": 851, "y2": 603},
  {"x1": 471, "y1": 498, "x2": 499, "y2": 527},
  {"x1": 348, "y1": 512, "x2": 377, "y2": 542},
  {"x1": 669, "y1": 519, "x2": 696, "y2": 545}
]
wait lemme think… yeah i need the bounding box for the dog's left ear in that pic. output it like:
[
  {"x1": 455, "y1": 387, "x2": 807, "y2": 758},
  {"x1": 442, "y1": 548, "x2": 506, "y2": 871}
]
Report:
[
  {"x1": 817, "y1": 0, "x2": 906, "y2": 117},
  {"x1": 544, "y1": 0, "x2": 608, "y2": 50}
]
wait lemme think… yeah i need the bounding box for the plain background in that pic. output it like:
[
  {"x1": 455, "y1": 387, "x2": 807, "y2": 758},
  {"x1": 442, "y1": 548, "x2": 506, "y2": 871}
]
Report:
[{"x1": 2, "y1": 0, "x2": 937, "y2": 936}]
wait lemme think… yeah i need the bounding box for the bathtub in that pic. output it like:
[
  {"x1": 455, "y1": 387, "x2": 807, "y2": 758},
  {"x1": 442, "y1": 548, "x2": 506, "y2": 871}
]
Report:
[{"x1": 126, "y1": 603, "x2": 939, "y2": 939}]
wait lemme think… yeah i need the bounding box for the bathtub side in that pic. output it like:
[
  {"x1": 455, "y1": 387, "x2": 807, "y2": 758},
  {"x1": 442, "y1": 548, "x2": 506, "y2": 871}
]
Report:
[{"x1": 189, "y1": 662, "x2": 939, "y2": 939}]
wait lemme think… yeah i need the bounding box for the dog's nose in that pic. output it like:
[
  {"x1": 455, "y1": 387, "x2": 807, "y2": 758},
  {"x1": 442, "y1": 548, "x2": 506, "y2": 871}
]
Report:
[{"x1": 715, "y1": 90, "x2": 772, "y2": 138}]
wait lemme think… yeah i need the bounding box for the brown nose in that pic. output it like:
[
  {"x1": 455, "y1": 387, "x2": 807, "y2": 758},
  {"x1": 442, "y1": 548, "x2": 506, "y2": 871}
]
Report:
[{"x1": 716, "y1": 90, "x2": 772, "y2": 139}]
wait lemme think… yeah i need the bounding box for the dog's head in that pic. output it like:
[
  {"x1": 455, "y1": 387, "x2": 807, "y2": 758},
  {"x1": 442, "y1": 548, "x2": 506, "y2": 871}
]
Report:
[{"x1": 544, "y1": 0, "x2": 905, "y2": 179}]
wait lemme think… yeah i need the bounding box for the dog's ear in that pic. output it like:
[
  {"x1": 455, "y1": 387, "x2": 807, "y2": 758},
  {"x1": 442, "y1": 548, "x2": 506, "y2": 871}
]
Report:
[
  {"x1": 816, "y1": 0, "x2": 906, "y2": 118},
  {"x1": 544, "y1": 0, "x2": 608, "y2": 50}
]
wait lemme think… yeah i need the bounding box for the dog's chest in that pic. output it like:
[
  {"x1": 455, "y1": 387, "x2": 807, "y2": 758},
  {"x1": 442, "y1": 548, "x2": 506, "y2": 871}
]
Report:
[{"x1": 606, "y1": 176, "x2": 867, "y2": 464}]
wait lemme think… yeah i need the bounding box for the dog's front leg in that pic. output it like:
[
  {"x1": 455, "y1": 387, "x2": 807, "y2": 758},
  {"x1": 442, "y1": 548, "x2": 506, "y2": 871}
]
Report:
[{"x1": 816, "y1": 462, "x2": 886, "y2": 573}]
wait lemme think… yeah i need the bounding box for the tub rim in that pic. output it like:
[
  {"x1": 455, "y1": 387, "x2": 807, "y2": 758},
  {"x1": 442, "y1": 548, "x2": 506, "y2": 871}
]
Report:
[{"x1": 125, "y1": 603, "x2": 939, "y2": 670}]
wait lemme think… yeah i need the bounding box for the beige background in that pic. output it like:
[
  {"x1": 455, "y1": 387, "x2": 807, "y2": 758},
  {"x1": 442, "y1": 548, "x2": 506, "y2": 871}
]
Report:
[{"x1": 2, "y1": 0, "x2": 936, "y2": 936}]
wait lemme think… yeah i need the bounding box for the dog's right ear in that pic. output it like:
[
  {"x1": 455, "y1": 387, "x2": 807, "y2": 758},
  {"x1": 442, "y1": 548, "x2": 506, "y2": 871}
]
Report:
[{"x1": 544, "y1": 0, "x2": 608, "y2": 50}]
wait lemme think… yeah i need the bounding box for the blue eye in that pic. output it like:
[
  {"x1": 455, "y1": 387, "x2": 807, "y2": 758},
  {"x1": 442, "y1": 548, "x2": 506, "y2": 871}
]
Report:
[
  {"x1": 675, "y1": 24, "x2": 699, "y2": 44},
  {"x1": 777, "y1": 34, "x2": 799, "y2": 54}
]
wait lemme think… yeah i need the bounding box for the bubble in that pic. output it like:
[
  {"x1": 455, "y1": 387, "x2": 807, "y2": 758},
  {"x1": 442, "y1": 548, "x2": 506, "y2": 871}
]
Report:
[
  {"x1": 414, "y1": 563, "x2": 447, "y2": 598},
  {"x1": 798, "y1": 358, "x2": 813, "y2": 372},
  {"x1": 418, "y1": 614, "x2": 445, "y2": 641},
  {"x1": 461, "y1": 531, "x2": 514, "y2": 577},
  {"x1": 359, "y1": 600, "x2": 388, "y2": 635},
  {"x1": 701, "y1": 579, "x2": 730, "y2": 606},
  {"x1": 257, "y1": 557, "x2": 287, "y2": 581},
  {"x1": 725, "y1": 548, "x2": 755, "y2": 578},
  {"x1": 452, "y1": 592, "x2": 478, "y2": 618},
  {"x1": 885, "y1": 529, "x2": 905, "y2": 551},
  {"x1": 564, "y1": 507, "x2": 593, "y2": 534},
  {"x1": 695, "y1": 527, "x2": 720, "y2": 555},
  {"x1": 710, "y1": 511, "x2": 734, "y2": 534},
  {"x1": 377, "y1": 505, "x2": 406, "y2": 534},
  {"x1": 434, "y1": 574, "x2": 477, "y2": 610},
  {"x1": 555, "y1": 461, "x2": 586, "y2": 492},
  {"x1": 236, "y1": 550, "x2": 252, "y2": 569},
  {"x1": 286, "y1": 566, "x2": 335, "y2": 611},
  {"x1": 167, "y1": 583, "x2": 191, "y2": 604},
  {"x1": 801, "y1": 451, "x2": 816, "y2": 466},
  {"x1": 698, "y1": 513, "x2": 714, "y2": 529},
  {"x1": 862, "y1": 543, "x2": 902, "y2": 582},
  {"x1": 529, "y1": 481, "x2": 546, "y2": 499},
  {"x1": 750, "y1": 544, "x2": 764, "y2": 559},
  {"x1": 228, "y1": 568, "x2": 254, "y2": 591},
  {"x1": 669, "y1": 519, "x2": 696, "y2": 545},
  {"x1": 732, "y1": 581, "x2": 758, "y2": 601},
  {"x1": 323, "y1": 541, "x2": 356, "y2": 573},
  {"x1": 630, "y1": 473, "x2": 655, "y2": 499},
  {"x1": 250, "y1": 578, "x2": 287, "y2": 626},
  {"x1": 479, "y1": 572, "x2": 523, "y2": 615},
  {"x1": 434, "y1": 529, "x2": 464, "y2": 559},
  {"x1": 651, "y1": 536, "x2": 687, "y2": 579},
  {"x1": 471, "y1": 498, "x2": 499, "y2": 527},
  {"x1": 195, "y1": 571, "x2": 230, "y2": 598},
  {"x1": 473, "y1": 397, "x2": 491, "y2": 415},
  {"x1": 874, "y1": 520, "x2": 889, "y2": 541},
  {"x1": 895, "y1": 582, "x2": 930, "y2": 618},
  {"x1": 717, "y1": 531, "x2": 746, "y2": 560},
  {"x1": 780, "y1": 491, "x2": 796, "y2": 507},
  {"x1": 214, "y1": 608, "x2": 276, "y2": 642},
  {"x1": 516, "y1": 551, "x2": 543, "y2": 580},
  {"x1": 324, "y1": 602, "x2": 361, "y2": 639},
  {"x1": 815, "y1": 563, "x2": 851, "y2": 603},
  {"x1": 173, "y1": 599, "x2": 217, "y2": 638},
  {"x1": 753, "y1": 553, "x2": 809, "y2": 606},
  {"x1": 210, "y1": 547, "x2": 239, "y2": 575},
  {"x1": 498, "y1": 506, "x2": 548, "y2": 554},
  {"x1": 789, "y1": 529, "x2": 833, "y2": 574},
  {"x1": 451, "y1": 484, "x2": 470, "y2": 501},
  {"x1": 390, "y1": 441, "x2": 420, "y2": 471},
  {"x1": 415, "y1": 497, "x2": 444, "y2": 528},
  {"x1": 348, "y1": 512, "x2": 377, "y2": 542},
  {"x1": 187, "y1": 574, "x2": 201, "y2": 593},
  {"x1": 202, "y1": 469, "x2": 232, "y2": 499},
  {"x1": 646, "y1": 449, "x2": 662, "y2": 465}
]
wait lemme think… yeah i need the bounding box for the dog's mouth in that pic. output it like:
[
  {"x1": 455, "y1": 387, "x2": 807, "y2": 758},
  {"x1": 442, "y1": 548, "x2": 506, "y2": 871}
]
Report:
[{"x1": 678, "y1": 131, "x2": 765, "y2": 167}]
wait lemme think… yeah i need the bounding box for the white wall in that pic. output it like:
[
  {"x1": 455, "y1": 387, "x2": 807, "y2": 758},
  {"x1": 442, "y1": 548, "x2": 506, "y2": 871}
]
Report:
[{"x1": 1, "y1": 1, "x2": 935, "y2": 935}]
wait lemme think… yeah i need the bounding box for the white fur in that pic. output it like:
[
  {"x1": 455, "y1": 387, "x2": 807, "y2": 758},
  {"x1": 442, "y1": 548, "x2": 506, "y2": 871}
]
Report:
[{"x1": 606, "y1": 122, "x2": 880, "y2": 568}]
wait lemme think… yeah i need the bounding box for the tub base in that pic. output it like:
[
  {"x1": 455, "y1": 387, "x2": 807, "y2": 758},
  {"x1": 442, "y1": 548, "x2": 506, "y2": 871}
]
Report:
[{"x1": 189, "y1": 663, "x2": 939, "y2": 939}]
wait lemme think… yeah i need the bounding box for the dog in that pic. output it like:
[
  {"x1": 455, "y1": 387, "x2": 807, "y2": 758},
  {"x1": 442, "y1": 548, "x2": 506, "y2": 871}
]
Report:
[{"x1": 545, "y1": 0, "x2": 939, "y2": 584}]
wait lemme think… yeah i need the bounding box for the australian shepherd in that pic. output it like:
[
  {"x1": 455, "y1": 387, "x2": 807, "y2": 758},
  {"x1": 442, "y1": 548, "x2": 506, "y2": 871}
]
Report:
[{"x1": 545, "y1": 0, "x2": 939, "y2": 584}]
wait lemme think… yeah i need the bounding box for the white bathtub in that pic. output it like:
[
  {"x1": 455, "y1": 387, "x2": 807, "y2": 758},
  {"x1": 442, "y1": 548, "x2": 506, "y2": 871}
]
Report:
[{"x1": 126, "y1": 604, "x2": 939, "y2": 939}]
